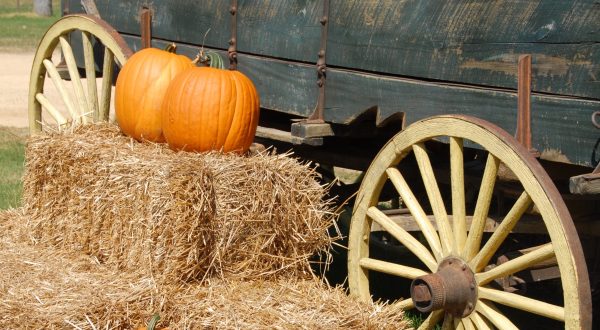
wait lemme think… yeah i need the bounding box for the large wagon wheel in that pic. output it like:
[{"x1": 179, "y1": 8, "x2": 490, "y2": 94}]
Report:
[
  {"x1": 28, "y1": 14, "x2": 132, "y2": 133},
  {"x1": 348, "y1": 115, "x2": 591, "y2": 329}
]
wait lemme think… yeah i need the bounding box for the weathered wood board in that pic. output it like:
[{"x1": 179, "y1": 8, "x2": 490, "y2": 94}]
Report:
[
  {"x1": 64, "y1": 1, "x2": 600, "y2": 167},
  {"x1": 68, "y1": 0, "x2": 600, "y2": 99},
  {"x1": 143, "y1": 37, "x2": 600, "y2": 168}
]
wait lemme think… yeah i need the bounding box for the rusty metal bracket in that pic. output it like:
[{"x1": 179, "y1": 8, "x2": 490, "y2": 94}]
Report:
[
  {"x1": 140, "y1": 6, "x2": 152, "y2": 49},
  {"x1": 290, "y1": 0, "x2": 332, "y2": 145},
  {"x1": 307, "y1": 0, "x2": 330, "y2": 123},
  {"x1": 516, "y1": 55, "x2": 532, "y2": 150},
  {"x1": 516, "y1": 55, "x2": 540, "y2": 157},
  {"x1": 62, "y1": 0, "x2": 70, "y2": 15},
  {"x1": 228, "y1": 0, "x2": 238, "y2": 70}
]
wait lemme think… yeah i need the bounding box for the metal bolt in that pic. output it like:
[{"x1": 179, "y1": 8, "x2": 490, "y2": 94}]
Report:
[
  {"x1": 470, "y1": 283, "x2": 476, "y2": 290},
  {"x1": 230, "y1": 6, "x2": 237, "y2": 14},
  {"x1": 467, "y1": 302, "x2": 473, "y2": 311},
  {"x1": 462, "y1": 264, "x2": 467, "y2": 271},
  {"x1": 320, "y1": 16, "x2": 328, "y2": 25}
]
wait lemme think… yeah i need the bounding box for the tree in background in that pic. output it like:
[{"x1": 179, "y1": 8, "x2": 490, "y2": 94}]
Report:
[{"x1": 33, "y1": 0, "x2": 52, "y2": 17}]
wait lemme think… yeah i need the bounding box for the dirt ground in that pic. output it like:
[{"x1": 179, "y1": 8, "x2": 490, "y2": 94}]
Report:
[
  {"x1": 0, "y1": 51, "x2": 113, "y2": 131},
  {"x1": 0, "y1": 51, "x2": 33, "y2": 128}
]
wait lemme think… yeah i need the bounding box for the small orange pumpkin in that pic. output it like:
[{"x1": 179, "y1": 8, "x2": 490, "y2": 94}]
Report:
[
  {"x1": 115, "y1": 45, "x2": 193, "y2": 142},
  {"x1": 161, "y1": 66, "x2": 260, "y2": 153}
]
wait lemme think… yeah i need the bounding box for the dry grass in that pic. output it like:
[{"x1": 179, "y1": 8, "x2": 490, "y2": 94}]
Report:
[{"x1": 0, "y1": 209, "x2": 408, "y2": 329}]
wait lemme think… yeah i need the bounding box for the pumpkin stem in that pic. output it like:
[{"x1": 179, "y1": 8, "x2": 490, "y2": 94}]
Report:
[
  {"x1": 206, "y1": 51, "x2": 225, "y2": 69},
  {"x1": 192, "y1": 51, "x2": 225, "y2": 69},
  {"x1": 147, "y1": 313, "x2": 161, "y2": 330},
  {"x1": 191, "y1": 28, "x2": 225, "y2": 68},
  {"x1": 164, "y1": 43, "x2": 177, "y2": 53}
]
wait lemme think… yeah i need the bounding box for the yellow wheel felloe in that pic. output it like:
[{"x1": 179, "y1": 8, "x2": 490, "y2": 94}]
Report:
[
  {"x1": 348, "y1": 115, "x2": 591, "y2": 329},
  {"x1": 29, "y1": 14, "x2": 132, "y2": 133}
]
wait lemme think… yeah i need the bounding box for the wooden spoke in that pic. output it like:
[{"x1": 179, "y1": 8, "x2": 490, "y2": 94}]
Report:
[
  {"x1": 59, "y1": 36, "x2": 89, "y2": 123},
  {"x1": 470, "y1": 191, "x2": 532, "y2": 271},
  {"x1": 441, "y1": 314, "x2": 454, "y2": 330},
  {"x1": 478, "y1": 286, "x2": 564, "y2": 321},
  {"x1": 413, "y1": 143, "x2": 454, "y2": 255},
  {"x1": 42, "y1": 59, "x2": 79, "y2": 122},
  {"x1": 463, "y1": 154, "x2": 500, "y2": 260},
  {"x1": 476, "y1": 243, "x2": 554, "y2": 285},
  {"x1": 453, "y1": 317, "x2": 466, "y2": 330},
  {"x1": 476, "y1": 301, "x2": 519, "y2": 330},
  {"x1": 35, "y1": 93, "x2": 67, "y2": 127},
  {"x1": 386, "y1": 167, "x2": 443, "y2": 261},
  {"x1": 29, "y1": 15, "x2": 131, "y2": 133},
  {"x1": 359, "y1": 257, "x2": 427, "y2": 279},
  {"x1": 391, "y1": 298, "x2": 414, "y2": 311},
  {"x1": 418, "y1": 310, "x2": 444, "y2": 330},
  {"x1": 99, "y1": 48, "x2": 114, "y2": 122},
  {"x1": 82, "y1": 31, "x2": 99, "y2": 121},
  {"x1": 450, "y1": 137, "x2": 467, "y2": 254},
  {"x1": 470, "y1": 312, "x2": 493, "y2": 330},
  {"x1": 367, "y1": 207, "x2": 437, "y2": 271},
  {"x1": 461, "y1": 317, "x2": 476, "y2": 330}
]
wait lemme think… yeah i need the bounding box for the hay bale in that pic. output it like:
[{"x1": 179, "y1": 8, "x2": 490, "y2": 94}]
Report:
[
  {"x1": 22, "y1": 124, "x2": 334, "y2": 281},
  {"x1": 204, "y1": 151, "x2": 334, "y2": 278},
  {"x1": 23, "y1": 125, "x2": 217, "y2": 282},
  {"x1": 0, "y1": 208, "x2": 157, "y2": 328},
  {"x1": 0, "y1": 210, "x2": 407, "y2": 329}
]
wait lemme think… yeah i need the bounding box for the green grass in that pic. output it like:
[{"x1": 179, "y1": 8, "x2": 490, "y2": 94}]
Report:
[
  {"x1": 404, "y1": 311, "x2": 442, "y2": 330},
  {"x1": 0, "y1": 127, "x2": 26, "y2": 210},
  {"x1": 0, "y1": 0, "x2": 60, "y2": 51}
]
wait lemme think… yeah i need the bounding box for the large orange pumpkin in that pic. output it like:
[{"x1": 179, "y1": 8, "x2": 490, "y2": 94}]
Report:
[
  {"x1": 115, "y1": 46, "x2": 193, "y2": 142},
  {"x1": 161, "y1": 67, "x2": 260, "y2": 153}
]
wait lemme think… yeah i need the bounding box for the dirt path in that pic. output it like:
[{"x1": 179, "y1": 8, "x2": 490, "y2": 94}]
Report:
[
  {"x1": 0, "y1": 51, "x2": 113, "y2": 130},
  {"x1": 0, "y1": 52, "x2": 34, "y2": 128}
]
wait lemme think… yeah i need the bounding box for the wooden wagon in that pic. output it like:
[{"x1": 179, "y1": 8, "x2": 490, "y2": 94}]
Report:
[{"x1": 28, "y1": 1, "x2": 600, "y2": 329}]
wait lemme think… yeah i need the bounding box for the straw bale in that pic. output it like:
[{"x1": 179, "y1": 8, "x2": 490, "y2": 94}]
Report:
[
  {"x1": 0, "y1": 209, "x2": 407, "y2": 330},
  {"x1": 22, "y1": 124, "x2": 335, "y2": 282},
  {"x1": 0, "y1": 208, "x2": 158, "y2": 328},
  {"x1": 23, "y1": 124, "x2": 217, "y2": 282},
  {"x1": 204, "y1": 151, "x2": 335, "y2": 279}
]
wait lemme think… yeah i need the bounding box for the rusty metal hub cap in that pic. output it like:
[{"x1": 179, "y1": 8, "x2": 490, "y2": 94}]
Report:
[{"x1": 410, "y1": 257, "x2": 477, "y2": 317}]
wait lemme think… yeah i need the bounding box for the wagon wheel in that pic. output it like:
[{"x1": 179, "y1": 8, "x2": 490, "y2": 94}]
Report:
[
  {"x1": 28, "y1": 14, "x2": 132, "y2": 134},
  {"x1": 348, "y1": 115, "x2": 591, "y2": 329}
]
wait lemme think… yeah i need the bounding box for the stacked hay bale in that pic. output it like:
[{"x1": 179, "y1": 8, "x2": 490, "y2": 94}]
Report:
[
  {"x1": 0, "y1": 209, "x2": 406, "y2": 328},
  {"x1": 22, "y1": 124, "x2": 333, "y2": 282},
  {"x1": 23, "y1": 125, "x2": 218, "y2": 282},
  {"x1": 0, "y1": 124, "x2": 408, "y2": 328}
]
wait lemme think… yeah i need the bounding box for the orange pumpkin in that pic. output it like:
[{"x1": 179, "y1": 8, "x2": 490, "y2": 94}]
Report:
[
  {"x1": 161, "y1": 67, "x2": 260, "y2": 153},
  {"x1": 115, "y1": 45, "x2": 193, "y2": 142}
]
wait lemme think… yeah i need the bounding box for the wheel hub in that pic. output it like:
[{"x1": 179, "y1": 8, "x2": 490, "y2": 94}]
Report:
[{"x1": 410, "y1": 257, "x2": 477, "y2": 317}]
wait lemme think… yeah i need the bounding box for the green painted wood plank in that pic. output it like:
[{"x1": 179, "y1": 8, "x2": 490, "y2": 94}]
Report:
[
  {"x1": 126, "y1": 36, "x2": 599, "y2": 168},
  {"x1": 71, "y1": 0, "x2": 322, "y2": 62},
  {"x1": 325, "y1": 68, "x2": 600, "y2": 168},
  {"x1": 327, "y1": 0, "x2": 600, "y2": 99},
  {"x1": 69, "y1": 0, "x2": 600, "y2": 99}
]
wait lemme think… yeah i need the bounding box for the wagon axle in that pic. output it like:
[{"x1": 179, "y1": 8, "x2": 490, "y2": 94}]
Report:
[{"x1": 410, "y1": 257, "x2": 478, "y2": 318}]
